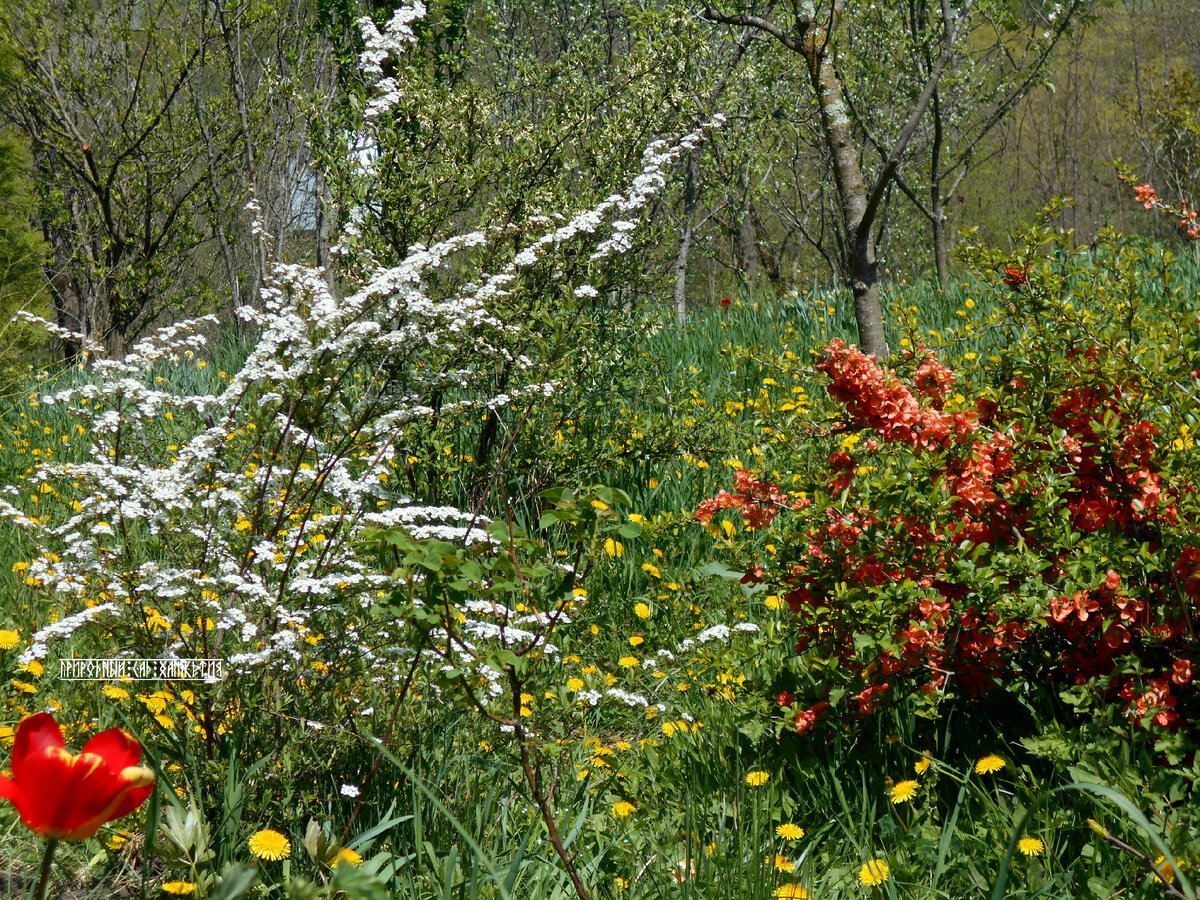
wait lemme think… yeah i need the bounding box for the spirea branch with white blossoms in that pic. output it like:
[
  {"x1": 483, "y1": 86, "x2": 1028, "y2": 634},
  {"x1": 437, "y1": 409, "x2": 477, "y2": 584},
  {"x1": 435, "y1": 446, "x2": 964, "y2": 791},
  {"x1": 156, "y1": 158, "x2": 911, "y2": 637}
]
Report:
[{"x1": 4, "y1": 0, "x2": 725, "y2": 704}]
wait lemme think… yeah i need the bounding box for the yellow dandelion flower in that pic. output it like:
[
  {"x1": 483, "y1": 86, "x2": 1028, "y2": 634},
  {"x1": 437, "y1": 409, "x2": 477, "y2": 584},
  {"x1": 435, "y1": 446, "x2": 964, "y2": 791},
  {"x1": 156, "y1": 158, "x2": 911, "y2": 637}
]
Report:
[
  {"x1": 745, "y1": 770, "x2": 770, "y2": 787},
  {"x1": 567, "y1": 677, "x2": 585, "y2": 692},
  {"x1": 618, "y1": 656, "x2": 638, "y2": 669},
  {"x1": 914, "y1": 752, "x2": 932, "y2": 775},
  {"x1": 0, "y1": 630, "x2": 20, "y2": 650},
  {"x1": 629, "y1": 635, "x2": 644, "y2": 647},
  {"x1": 773, "y1": 854, "x2": 794, "y2": 872},
  {"x1": 333, "y1": 847, "x2": 363, "y2": 867},
  {"x1": 774, "y1": 886, "x2": 809, "y2": 899},
  {"x1": 604, "y1": 538, "x2": 624, "y2": 558},
  {"x1": 248, "y1": 829, "x2": 291, "y2": 861},
  {"x1": 612, "y1": 801, "x2": 635, "y2": 819},
  {"x1": 889, "y1": 780, "x2": 919, "y2": 804},
  {"x1": 107, "y1": 829, "x2": 135, "y2": 850},
  {"x1": 776, "y1": 823, "x2": 805, "y2": 841},
  {"x1": 764, "y1": 595, "x2": 785, "y2": 611},
  {"x1": 858, "y1": 859, "x2": 889, "y2": 886},
  {"x1": 634, "y1": 602, "x2": 651, "y2": 619},
  {"x1": 161, "y1": 882, "x2": 196, "y2": 895},
  {"x1": 975, "y1": 754, "x2": 1005, "y2": 775},
  {"x1": 615, "y1": 877, "x2": 629, "y2": 889},
  {"x1": 141, "y1": 695, "x2": 168, "y2": 715},
  {"x1": 1017, "y1": 837, "x2": 1045, "y2": 857},
  {"x1": 1154, "y1": 855, "x2": 1175, "y2": 884},
  {"x1": 591, "y1": 500, "x2": 610, "y2": 511}
]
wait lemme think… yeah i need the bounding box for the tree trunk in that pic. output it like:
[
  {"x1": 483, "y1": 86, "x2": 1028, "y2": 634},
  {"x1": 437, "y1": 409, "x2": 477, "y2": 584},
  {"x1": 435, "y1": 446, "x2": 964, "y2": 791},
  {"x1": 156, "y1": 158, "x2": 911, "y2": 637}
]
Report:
[
  {"x1": 751, "y1": 206, "x2": 783, "y2": 293},
  {"x1": 932, "y1": 210, "x2": 950, "y2": 288},
  {"x1": 673, "y1": 149, "x2": 698, "y2": 323},
  {"x1": 738, "y1": 205, "x2": 759, "y2": 283},
  {"x1": 49, "y1": 272, "x2": 82, "y2": 361},
  {"x1": 673, "y1": 216, "x2": 694, "y2": 324},
  {"x1": 930, "y1": 89, "x2": 950, "y2": 289},
  {"x1": 800, "y1": 20, "x2": 889, "y2": 358},
  {"x1": 849, "y1": 234, "x2": 888, "y2": 360}
]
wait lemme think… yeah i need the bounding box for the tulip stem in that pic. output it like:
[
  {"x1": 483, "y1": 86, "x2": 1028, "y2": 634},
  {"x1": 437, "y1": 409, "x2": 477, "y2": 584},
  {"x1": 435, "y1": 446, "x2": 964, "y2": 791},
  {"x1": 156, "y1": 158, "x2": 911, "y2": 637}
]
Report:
[{"x1": 33, "y1": 838, "x2": 57, "y2": 900}]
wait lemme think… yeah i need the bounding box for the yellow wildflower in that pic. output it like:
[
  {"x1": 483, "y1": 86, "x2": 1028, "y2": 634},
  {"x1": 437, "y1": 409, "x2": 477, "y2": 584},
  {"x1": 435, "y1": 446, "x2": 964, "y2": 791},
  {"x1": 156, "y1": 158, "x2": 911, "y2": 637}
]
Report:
[
  {"x1": 1018, "y1": 837, "x2": 1045, "y2": 857},
  {"x1": 773, "y1": 886, "x2": 809, "y2": 899},
  {"x1": 889, "y1": 780, "x2": 919, "y2": 804},
  {"x1": 248, "y1": 829, "x2": 291, "y2": 861},
  {"x1": 975, "y1": 754, "x2": 1005, "y2": 775},
  {"x1": 858, "y1": 859, "x2": 889, "y2": 886}
]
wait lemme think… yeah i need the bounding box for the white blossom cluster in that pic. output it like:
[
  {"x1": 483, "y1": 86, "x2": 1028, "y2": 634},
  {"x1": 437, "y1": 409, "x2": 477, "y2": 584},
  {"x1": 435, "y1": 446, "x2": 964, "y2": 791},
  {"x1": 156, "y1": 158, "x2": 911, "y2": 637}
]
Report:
[
  {"x1": 358, "y1": 1, "x2": 425, "y2": 119},
  {"x1": 673, "y1": 622, "x2": 759, "y2": 655},
  {"x1": 4, "y1": 4, "x2": 725, "y2": 716}
]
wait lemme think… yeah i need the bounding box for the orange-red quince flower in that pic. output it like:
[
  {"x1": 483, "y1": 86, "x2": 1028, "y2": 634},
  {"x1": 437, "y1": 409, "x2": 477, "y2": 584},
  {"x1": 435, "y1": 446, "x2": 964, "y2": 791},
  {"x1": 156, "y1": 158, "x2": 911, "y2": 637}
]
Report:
[{"x1": 0, "y1": 713, "x2": 154, "y2": 840}]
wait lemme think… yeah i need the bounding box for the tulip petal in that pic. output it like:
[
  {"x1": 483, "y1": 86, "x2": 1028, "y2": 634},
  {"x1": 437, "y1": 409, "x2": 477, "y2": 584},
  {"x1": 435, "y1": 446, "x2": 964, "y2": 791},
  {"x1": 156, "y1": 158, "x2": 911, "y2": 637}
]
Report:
[
  {"x1": 11, "y1": 713, "x2": 64, "y2": 784},
  {"x1": 16, "y1": 745, "x2": 83, "y2": 838},
  {"x1": 81, "y1": 728, "x2": 143, "y2": 771},
  {"x1": 0, "y1": 773, "x2": 33, "y2": 823},
  {"x1": 59, "y1": 760, "x2": 154, "y2": 841}
]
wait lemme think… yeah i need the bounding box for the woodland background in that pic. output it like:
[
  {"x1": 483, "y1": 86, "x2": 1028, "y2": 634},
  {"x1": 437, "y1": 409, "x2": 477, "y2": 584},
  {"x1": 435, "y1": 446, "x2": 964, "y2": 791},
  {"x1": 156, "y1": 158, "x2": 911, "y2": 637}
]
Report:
[{"x1": 1, "y1": 0, "x2": 1197, "y2": 369}]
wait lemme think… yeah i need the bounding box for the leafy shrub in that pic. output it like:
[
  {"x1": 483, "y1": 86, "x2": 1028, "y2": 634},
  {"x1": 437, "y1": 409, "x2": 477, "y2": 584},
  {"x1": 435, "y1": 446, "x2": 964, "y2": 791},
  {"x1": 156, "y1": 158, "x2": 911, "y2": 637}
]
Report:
[{"x1": 703, "y1": 224, "x2": 1200, "y2": 761}]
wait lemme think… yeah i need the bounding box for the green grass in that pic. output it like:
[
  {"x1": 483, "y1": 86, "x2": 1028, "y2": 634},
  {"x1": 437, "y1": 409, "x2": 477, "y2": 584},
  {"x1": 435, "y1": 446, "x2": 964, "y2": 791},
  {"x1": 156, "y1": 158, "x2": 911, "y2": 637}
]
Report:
[{"x1": 2, "y1": 259, "x2": 1200, "y2": 899}]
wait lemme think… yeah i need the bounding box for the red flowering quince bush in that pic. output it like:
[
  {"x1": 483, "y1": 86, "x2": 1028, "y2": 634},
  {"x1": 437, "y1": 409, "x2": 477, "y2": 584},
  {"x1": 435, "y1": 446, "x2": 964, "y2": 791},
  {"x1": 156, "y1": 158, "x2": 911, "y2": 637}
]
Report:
[{"x1": 700, "y1": 226, "x2": 1200, "y2": 764}]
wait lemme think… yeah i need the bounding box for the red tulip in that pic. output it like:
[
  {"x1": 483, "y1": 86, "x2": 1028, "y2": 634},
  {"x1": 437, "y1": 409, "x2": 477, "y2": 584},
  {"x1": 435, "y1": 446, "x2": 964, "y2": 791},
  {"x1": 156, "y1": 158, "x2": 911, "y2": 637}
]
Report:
[{"x1": 0, "y1": 713, "x2": 154, "y2": 840}]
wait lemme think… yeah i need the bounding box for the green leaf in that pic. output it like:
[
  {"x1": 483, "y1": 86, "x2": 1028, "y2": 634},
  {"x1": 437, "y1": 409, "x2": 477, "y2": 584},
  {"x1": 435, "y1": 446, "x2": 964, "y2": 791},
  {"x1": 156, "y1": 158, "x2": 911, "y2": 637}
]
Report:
[
  {"x1": 695, "y1": 561, "x2": 743, "y2": 581},
  {"x1": 209, "y1": 865, "x2": 257, "y2": 900}
]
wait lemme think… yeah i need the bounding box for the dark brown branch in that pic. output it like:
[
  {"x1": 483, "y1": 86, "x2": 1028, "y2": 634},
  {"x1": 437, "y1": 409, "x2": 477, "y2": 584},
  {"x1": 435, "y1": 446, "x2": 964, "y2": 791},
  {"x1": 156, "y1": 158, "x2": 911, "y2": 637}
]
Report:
[
  {"x1": 858, "y1": 0, "x2": 975, "y2": 240},
  {"x1": 699, "y1": 3, "x2": 807, "y2": 53}
]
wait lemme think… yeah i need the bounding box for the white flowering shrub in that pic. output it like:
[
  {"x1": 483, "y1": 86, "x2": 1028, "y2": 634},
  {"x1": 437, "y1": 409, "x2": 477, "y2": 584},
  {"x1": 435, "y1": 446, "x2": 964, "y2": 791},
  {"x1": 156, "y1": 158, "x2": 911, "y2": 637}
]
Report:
[{"x1": 3, "y1": 1, "x2": 721, "y2": 765}]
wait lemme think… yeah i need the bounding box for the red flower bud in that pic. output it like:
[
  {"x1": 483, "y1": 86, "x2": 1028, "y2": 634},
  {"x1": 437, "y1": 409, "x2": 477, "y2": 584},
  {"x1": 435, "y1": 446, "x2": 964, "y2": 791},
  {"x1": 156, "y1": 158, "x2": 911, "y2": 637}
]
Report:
[{"x1": 1002, "y1": 263, "x2": 1030, "y2": 288}]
